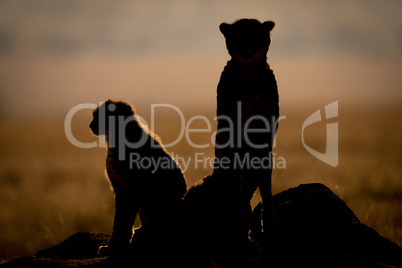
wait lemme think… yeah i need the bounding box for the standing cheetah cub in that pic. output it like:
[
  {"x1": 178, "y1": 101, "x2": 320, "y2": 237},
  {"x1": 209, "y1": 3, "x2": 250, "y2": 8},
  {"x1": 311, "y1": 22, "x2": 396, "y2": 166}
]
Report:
[{"x1": 215, "y1": 18, "x2": 279, "y2": 247}]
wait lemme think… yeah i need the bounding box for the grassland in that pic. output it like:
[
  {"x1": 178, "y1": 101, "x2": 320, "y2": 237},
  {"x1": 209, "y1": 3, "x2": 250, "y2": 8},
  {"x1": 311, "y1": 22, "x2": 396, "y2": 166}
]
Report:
[{"x1": 0, "y1": 105, "x2": 401, "y2": 262}]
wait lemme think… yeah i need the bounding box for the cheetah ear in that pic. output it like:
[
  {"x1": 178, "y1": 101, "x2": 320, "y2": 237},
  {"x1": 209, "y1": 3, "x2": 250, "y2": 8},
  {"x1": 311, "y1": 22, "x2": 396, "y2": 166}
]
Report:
[
  {"x1": 263, "y1": 21, "x2": 275, "y2": 32},
  {"x1": 104, "y1": 100, "x2": 116, "y2": 112},
  {"x1": 219, "y1": 23, "x2": 231, "y2": 36}
]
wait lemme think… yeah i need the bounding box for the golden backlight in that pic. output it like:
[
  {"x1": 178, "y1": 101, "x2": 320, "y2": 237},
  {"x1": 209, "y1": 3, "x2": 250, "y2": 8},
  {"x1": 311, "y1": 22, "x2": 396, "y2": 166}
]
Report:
[{"x1": 0, "y1": 0, "x2": 402, "y2": 261}]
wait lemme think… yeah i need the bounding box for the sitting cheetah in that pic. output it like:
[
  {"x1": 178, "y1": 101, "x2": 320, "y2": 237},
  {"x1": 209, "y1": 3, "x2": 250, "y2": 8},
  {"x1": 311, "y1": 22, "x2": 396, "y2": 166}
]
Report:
[{"x1": 89, "y1": 100, "x2": 187, "y2": 256}]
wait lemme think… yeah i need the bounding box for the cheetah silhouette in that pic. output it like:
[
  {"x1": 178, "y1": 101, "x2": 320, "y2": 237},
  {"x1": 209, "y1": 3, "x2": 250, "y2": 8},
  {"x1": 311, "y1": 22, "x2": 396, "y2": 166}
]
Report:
[
  {"x1": 163, "y1": 19, "x2": 280, "y2": 268},
  {"x1": 89, "y1": 100, "x2": 187, "y2": 256},
  {"x1": 214, "y1": 18, "x2": 279, "y2": 253}
]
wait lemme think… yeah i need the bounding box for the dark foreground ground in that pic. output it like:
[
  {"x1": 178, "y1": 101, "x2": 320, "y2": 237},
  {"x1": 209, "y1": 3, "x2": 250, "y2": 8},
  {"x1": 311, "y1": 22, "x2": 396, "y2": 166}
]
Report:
[{"x1": 2, "y1": 183, "x2": 402, "y2": 268}]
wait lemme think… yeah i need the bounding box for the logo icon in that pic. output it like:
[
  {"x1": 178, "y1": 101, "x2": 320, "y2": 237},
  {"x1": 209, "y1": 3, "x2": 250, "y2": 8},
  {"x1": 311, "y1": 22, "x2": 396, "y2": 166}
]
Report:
[{"x1": 302, "y1": 101, "x2": 338, "y2": 167}]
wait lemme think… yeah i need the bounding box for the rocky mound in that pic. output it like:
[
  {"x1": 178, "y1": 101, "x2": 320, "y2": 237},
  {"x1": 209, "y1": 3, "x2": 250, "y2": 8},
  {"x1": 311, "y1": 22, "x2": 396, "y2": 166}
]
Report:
[{"x1": 2, "y1": 183, "x2": 402, "y2": 267}]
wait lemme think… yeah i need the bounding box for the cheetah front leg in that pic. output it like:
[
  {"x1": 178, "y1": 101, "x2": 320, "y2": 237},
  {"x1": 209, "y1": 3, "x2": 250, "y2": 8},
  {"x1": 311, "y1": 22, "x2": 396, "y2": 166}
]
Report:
[
  {"x1": 259, "y1": 168, "x2": 274, "y2": 232},
  {"x1": 100, "y1": 192, "x2": 137, "y2": 257},
  {"x1": 259, "y1": 166, "x2": 277, "y2": 264}
]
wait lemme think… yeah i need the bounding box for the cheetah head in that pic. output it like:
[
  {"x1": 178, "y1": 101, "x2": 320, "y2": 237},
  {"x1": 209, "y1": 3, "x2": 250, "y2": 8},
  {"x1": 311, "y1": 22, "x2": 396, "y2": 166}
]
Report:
[
  {"x1": 90, "y1": 100, "x2": 135, "y2": 136},
  {"x1": 219, "y1": 19, "x2": 275, "y2": 64}
]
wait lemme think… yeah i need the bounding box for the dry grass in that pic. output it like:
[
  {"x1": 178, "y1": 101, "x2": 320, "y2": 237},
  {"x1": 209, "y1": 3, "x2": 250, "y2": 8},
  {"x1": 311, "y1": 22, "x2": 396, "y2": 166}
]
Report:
[{"x1": 0, "y1": 105, "x2": 401, "y2": 261}]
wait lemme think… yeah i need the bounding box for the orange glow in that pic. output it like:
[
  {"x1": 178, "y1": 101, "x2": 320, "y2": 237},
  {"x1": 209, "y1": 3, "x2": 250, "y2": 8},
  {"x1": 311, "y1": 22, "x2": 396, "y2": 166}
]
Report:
[{"x1": 0, "y1": 0, "x2": 402, "y2": 262}]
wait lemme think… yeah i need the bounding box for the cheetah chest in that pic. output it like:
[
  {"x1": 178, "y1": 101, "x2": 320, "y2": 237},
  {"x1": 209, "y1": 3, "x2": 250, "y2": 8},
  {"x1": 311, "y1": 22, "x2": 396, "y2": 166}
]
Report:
[{"x1": 106, "y1": 148, "x2": 128, "y2": 191}]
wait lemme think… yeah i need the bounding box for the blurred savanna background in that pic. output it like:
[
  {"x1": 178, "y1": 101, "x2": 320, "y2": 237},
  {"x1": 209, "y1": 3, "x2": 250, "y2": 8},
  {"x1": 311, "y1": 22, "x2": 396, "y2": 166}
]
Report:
[{"x1": 1, "y1": 0, "x2": 402, "y2": 262}]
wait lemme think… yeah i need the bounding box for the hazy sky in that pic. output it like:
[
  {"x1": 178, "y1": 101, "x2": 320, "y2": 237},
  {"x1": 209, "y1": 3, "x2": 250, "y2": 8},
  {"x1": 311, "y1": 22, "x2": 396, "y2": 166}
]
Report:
[{"x1": 0, "y1": 0, "x2": 401, "y2": 117}]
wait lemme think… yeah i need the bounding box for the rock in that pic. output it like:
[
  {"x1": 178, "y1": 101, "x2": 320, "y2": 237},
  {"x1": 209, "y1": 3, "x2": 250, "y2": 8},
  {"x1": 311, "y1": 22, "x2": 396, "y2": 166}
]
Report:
[
  {"x1": 2, "y1": 233, "x2": 111, "y2": 268},
  {"x1": 36, "y1": 232, "x2": 110, "y2": 259},
  {"x1": 252, "y1": 183, "x2": 402, "y2": 267},
  {"x1": 2, "y1": 183, "x2": 402, "y2": 268}
]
